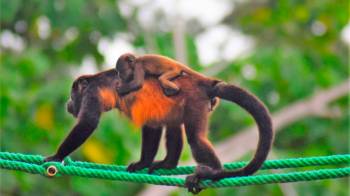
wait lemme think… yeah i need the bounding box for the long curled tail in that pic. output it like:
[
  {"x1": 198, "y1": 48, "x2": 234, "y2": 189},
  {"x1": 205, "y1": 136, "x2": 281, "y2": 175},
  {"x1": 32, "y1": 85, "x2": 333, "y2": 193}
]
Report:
[{"x1": 210, "y1": 81, "x2": 274, "y2": 179}]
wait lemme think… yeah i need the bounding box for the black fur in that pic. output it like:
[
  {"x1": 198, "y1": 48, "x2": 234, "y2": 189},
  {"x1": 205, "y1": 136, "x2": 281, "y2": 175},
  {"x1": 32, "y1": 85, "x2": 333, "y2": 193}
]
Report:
[
  {"x1": 45, "y1": 71, "x2": 116, "y2": 162},
  {"x1": 45, "y1": 88, "x2": 101, "y2": 162}
]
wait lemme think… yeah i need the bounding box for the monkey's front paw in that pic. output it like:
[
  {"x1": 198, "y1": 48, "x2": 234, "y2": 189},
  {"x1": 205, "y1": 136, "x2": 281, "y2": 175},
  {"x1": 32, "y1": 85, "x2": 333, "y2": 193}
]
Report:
[
  {"x1": 148, "y1": 160, "x2": 177, "y2": 174},
  {"x1": 44, "y1": 155, "x2": 63, "y2": 163},
  {"x1": 116, "y1": 88, "x2": 130, "y2": 96},
  {"x1": 163, "y1": 88, "x2": 179, "y2": 96},
  {"x1": 127, "y1": 161, "x2": 150, "y2": 172},
  {"x1": 185, "y1": 175, "x2": 202, "y2": 194}
]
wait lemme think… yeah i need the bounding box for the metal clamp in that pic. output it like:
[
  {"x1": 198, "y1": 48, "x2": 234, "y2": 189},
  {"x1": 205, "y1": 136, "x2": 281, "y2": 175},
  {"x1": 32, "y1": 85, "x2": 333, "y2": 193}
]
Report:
[{"x1": 46, "y1": 165, "x2": 58, "y2": 177}]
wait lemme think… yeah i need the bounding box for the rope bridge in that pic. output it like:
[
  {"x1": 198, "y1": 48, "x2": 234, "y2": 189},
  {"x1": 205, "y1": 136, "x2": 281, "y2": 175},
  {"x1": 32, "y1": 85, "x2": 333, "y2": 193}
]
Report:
[{"x1": 1, "y1": 152, "x2": 349, "y2": 189}]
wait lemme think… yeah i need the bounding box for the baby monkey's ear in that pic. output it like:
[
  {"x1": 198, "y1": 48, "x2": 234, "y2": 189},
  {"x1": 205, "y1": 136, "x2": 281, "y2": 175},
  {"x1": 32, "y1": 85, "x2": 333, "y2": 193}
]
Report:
[{"x1": 126, "y1": 54, "x2": 136, "y2": 65}]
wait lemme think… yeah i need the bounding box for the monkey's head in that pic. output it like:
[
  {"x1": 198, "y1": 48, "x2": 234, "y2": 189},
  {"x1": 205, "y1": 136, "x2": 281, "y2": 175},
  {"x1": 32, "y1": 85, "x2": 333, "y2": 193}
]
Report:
[
  {"x1": 116, "y1": 53, "x2": 136, "y2": 82},
  {"x1": 67, "y1": 76, "x2": 89, "y2": 118}
]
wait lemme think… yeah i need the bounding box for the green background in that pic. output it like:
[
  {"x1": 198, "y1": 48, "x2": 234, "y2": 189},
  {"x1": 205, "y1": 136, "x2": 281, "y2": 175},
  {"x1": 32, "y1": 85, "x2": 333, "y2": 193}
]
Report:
[{"x1": 0, "y1": 0, "x2": 349, "y2": 195}]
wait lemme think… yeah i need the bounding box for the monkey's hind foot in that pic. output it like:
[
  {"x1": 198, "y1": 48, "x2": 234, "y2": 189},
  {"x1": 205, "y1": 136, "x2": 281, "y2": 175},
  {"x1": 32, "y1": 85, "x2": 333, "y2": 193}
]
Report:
[
  {"x1": 127, "y1": 161, "x2": 151, "y2": 172},
  {"x1": 148, "y1": 160, "x2": 177, "y2": 174},
  {"x1": 185, "y1": 165, "x2": 224, "y2": 193},
  {"x1": 163, "y1": 87, "x2": 180, "y2": 96},
  {"x1": 185, "y1": 175, "x2": 202, "y2": 194}
]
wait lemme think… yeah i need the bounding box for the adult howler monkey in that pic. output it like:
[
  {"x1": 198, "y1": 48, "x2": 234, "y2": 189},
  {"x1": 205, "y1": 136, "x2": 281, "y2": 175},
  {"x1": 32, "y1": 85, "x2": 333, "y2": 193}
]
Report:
[{"x1": 45, "y1": 69, "x2": 273, "y2": 193}]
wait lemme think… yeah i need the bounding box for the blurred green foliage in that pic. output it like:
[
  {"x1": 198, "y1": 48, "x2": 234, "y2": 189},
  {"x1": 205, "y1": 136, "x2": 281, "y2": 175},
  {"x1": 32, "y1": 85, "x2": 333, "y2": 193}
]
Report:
[{"x1": 0, "y1": 0, "x2": 349, "y2": 196}]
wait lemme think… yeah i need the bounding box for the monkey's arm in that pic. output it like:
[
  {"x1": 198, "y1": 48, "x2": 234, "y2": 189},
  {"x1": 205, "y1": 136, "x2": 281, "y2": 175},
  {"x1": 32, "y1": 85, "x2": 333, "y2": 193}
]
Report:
[
  {"x1": 45, "y1": 96, "x2": 101, "y2": 162},
  {"x1": 117, "y1": 62, "x2": 145, "y2": 95}
]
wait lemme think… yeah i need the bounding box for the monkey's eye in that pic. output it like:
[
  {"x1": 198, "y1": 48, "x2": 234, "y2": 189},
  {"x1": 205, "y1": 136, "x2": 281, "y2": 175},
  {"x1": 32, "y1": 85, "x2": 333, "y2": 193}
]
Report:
[
  {"x1": 72, "y1": 82, "x2": 78, "y2": 90},
  {"x1": 127, "y1": 57, "x2": 134, "y2": 64}
]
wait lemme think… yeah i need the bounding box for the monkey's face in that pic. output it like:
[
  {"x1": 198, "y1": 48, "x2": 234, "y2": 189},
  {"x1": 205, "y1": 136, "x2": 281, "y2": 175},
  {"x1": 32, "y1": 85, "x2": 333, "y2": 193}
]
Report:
[
  {"x1": 67, "y1": 77, "x2": 88, "y2": 118},
  {"x1": 116, "y1": 53, "x2": 136, "y2": 82}
]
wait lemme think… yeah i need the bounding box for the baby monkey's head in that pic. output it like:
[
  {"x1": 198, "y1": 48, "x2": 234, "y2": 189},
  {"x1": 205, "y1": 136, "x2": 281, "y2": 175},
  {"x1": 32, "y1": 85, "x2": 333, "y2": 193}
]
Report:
[{"x1": 116, "y1": 53, "x2": 136, "y2": 82}]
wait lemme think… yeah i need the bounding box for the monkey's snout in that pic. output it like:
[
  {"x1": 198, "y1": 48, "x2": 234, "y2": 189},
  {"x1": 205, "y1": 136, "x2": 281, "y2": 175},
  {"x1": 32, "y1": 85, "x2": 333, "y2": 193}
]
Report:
[{"x1": 67, "y1": 101, "x2": 74, "y2": 115}]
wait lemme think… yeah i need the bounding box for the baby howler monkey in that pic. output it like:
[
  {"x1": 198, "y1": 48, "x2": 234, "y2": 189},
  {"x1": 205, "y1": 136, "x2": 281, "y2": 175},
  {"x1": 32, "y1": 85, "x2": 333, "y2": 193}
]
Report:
[{"x1": 115, "y1": 53, "x2": 207, "y2": 96}]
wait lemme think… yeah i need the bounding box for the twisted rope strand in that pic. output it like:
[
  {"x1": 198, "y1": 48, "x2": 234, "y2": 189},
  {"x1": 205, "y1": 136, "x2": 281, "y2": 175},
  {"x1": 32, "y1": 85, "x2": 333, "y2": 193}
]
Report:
[
  {"x1": 1, "y1": 158, "x2": 349, "y2": 188},
  {"x1": 1, "y1": 152, "x2": 349, "y2": 189},
  {"x1": 1, "y1": 152, "x2": 349, "y2": 175}
]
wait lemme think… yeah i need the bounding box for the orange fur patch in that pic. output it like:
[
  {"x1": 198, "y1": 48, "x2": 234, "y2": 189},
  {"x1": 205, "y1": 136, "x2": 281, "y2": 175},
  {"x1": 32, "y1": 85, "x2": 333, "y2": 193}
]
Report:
[
  {"x1": 128, "y1": 80, "x2": 177, "y2": 126},
  {"x1": 98, "y1": 88, "x2": 117, "y2": 111}
]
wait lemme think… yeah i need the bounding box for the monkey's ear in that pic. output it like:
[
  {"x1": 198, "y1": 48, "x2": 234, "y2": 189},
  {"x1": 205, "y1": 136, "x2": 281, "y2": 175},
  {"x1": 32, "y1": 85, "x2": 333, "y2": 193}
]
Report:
[{"x1": 78, "y1": 78, "x2": 89, "y2": 92}]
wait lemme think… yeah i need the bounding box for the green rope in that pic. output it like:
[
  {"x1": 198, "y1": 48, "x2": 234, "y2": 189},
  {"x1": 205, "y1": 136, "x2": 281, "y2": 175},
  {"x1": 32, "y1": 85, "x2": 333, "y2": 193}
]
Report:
[
  {"x1": 1, "y1": 152, "x2": 349, "y2": 175},
  {"x1": 0, "y1": 152, "x2": 349, "y2": 189}
]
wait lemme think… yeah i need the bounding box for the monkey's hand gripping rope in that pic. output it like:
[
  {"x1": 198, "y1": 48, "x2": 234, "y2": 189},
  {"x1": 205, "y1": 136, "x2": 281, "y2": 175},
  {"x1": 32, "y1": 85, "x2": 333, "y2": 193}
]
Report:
[{"x1": 0, "y1": 152, "x2": 349, "y2": 189}]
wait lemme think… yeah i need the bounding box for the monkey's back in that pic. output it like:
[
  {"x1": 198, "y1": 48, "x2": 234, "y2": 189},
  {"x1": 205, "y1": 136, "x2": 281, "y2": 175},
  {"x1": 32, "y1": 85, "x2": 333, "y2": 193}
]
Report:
[
  {"x1": 139, "y1": 54, "x2": 203, "y2": 77},
  {"x1": 86, "y1": 69, "x2": 215, "y2": 128},
  {"x1": 118, "y1": 73, "x2": 214, "y2": 127}
]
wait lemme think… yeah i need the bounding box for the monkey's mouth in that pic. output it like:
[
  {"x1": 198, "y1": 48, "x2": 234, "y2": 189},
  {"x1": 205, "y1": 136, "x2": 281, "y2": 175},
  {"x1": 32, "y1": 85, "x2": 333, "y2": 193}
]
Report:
[{"x1": 67, "y1": 101, "x2": 78, "y2": 118}]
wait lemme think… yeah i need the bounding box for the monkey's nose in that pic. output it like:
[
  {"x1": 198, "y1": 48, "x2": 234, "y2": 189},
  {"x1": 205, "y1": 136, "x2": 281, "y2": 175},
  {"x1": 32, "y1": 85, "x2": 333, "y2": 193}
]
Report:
[{"x1": 67, "y1": 101, "x2": 72, "y2": 113}]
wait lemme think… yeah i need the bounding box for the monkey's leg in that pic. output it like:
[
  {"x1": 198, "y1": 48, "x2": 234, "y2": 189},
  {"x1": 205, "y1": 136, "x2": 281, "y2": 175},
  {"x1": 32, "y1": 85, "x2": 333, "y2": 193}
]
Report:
[
  {"x1": 148, "y1": 125, "x2": 184, "y2": 173},
  {"x1": 183, "y1": 108, "x2": 222, "y2": 193},
  {"x1": 158, "y1": 70, "x2": 181, "y2": 96},
  {"x1": 127, "y1": 126, "x2": 162, "y2": 172}
]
